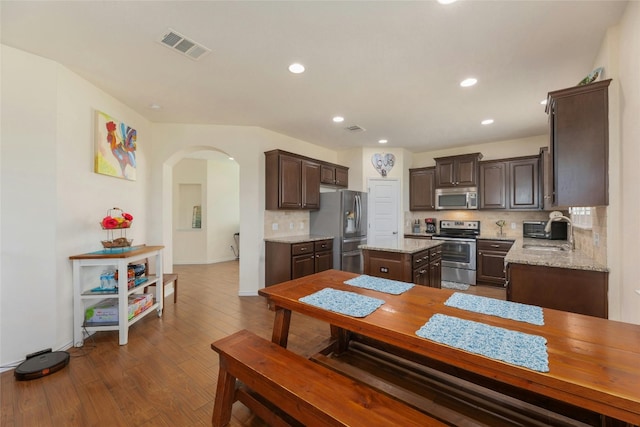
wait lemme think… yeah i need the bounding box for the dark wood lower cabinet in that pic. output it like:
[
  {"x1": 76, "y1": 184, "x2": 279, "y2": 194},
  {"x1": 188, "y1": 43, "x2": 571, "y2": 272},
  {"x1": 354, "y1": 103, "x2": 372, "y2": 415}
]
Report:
[
  {"x1": 265, "y1": 239, "x2": 333, "y2": 286},
  {"x1": 476, "y1": 239, "x2": 514, "y2": 286},
  {"x1": 363, "y1": 247, "x2": 441, "y2": 288},
  {"x1": 506, "y1": 263, "x2": 608, "y2": 318}
]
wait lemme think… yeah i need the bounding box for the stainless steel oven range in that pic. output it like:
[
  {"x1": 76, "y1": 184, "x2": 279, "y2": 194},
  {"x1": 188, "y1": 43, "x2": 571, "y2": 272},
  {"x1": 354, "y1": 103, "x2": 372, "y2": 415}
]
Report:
[{"x1": 431, "y1": 220, "x2": 480, "y2": 285}]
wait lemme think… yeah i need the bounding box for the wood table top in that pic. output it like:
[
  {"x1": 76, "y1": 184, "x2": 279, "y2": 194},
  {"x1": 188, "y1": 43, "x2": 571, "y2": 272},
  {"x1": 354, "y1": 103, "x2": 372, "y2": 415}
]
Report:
[
  {"x1": 69, "y1": 245, "x2": 164, "y2": 259},
  {"x1": 259, "y1": 269, "x2": 640, "y2": 425}
]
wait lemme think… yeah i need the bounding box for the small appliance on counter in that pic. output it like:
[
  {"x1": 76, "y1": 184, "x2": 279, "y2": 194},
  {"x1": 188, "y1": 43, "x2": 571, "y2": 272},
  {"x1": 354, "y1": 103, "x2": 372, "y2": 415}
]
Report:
[
  {"x1": 425, "y1": 218, "x2": 437, "y2": 234},
  {"x1": 412, "y1": 220, "x2": 421, "y2": 233},
  {"x1": 523, "y1": 220, "x2": 568, "y2": 240}
]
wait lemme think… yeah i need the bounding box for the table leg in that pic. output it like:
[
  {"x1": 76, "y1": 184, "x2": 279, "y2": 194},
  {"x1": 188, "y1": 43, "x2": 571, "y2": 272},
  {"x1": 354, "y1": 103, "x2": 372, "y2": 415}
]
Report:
[
  {"x1": 271, "y1": 307, "x2": 291, "y2": 348},
  {"x1": 330, "y1": 325, "x2": 351, "y2": 355}
]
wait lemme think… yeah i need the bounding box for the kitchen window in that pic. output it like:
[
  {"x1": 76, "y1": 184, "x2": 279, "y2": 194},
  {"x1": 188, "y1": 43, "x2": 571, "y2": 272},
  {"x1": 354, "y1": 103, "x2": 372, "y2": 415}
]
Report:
[{"x1": 569, "y1": 207, "x2": 592, "y2": 229}]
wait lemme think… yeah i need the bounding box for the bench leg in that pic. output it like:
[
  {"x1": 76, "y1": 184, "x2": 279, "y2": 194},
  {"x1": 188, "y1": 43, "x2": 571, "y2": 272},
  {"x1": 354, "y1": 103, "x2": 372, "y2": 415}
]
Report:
[{"x1": 212, "y1": 359, "x2": 237, "y2": 427}]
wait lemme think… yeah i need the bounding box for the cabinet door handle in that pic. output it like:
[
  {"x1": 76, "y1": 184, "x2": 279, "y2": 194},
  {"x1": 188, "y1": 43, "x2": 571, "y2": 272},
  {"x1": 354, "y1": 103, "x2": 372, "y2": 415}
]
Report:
[
  {"x1": 300, "y1": 247, "x2": 307, "y2": 251},
  {"x1": 478, "y1": 251, "x2": 482, "y2": 255}
]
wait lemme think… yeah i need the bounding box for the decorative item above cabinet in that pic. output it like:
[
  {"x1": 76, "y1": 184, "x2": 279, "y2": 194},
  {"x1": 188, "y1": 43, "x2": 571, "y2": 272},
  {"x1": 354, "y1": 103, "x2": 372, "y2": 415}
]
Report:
[
  {"x1": 434, "y1": 153, "x2": 482, "y2": 188},
  {"x1": 265, "y1": 150, "x2": 349, "y2": 210}
]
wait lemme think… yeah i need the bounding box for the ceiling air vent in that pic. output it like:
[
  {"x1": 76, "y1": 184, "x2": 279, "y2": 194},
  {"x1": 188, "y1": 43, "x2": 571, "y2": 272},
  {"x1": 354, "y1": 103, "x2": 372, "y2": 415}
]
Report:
[
  {"x1": 158, "y1": 28, "x2": 211, "y2": 61},
  {"x1": 345, "y1": 125, "x2": 366, "y2": 132}
]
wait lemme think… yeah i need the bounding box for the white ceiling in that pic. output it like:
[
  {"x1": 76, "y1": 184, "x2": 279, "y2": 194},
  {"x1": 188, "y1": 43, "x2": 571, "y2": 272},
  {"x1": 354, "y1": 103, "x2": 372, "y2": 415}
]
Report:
[{"x1": 0, "y1": 1, "x2": 628, "y2": 153}]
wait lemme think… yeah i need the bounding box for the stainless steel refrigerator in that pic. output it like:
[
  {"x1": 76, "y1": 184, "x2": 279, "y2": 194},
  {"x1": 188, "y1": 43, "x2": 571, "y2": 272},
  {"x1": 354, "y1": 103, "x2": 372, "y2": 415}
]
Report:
[{"x1": 310, "y1": 190, "x2": 367, "y2": 273}]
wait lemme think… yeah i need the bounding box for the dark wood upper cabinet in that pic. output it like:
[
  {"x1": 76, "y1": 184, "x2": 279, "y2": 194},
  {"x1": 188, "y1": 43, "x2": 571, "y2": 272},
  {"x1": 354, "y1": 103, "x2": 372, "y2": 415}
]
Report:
[
  {"x1": 435, "y1": 153, "x2": 482, "y2": 188},
  {"x1": 266, "y1": 150, "x2": 347, "y2": 210},
  {"x1": 479, "y1": 162, "x2": 507, "y2": 209},
  {"x1": 277, "y1": 153, "x2": 303, "y2": 209},
  {"x1": 301, "y1": 160, "x2": 321, "y2": 209},
  {"x1": 320, "y1": 163, "x2": 349, "y2": 188},
  {"x1": 479, "y1": 155, "x2": 540, "y2": 210},
  {"x1": 508, "y1": 157, "x2": 539, "y2": 210},
  {"x1": 409, "y1": 167, "x2": 435, "y2": 211},
  {"x1": 546, "y1": 79, "x2": 611, "y2": 207}
]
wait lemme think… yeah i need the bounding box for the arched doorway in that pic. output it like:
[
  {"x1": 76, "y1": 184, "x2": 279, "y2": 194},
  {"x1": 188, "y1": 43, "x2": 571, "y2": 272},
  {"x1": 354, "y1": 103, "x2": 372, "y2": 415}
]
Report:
[{"x1": 162, "y1": 145, "x2": 240, "y2": 275}]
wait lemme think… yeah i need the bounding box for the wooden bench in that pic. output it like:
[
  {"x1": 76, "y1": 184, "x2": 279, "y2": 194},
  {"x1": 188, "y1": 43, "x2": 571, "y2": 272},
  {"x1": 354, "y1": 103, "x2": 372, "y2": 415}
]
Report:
[
  {"x1": 142, "y1": 259, "x2": 178, "y2": 303},
  {"x1": 210, "y1": 330, "x2": 446, "y2": 427}
]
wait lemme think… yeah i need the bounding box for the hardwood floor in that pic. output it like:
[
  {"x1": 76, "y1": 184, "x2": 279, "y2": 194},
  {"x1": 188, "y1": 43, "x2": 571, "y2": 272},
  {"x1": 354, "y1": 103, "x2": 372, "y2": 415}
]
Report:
[{"x1": 0, "y1": 263, "x2": 505, "y2": 427}]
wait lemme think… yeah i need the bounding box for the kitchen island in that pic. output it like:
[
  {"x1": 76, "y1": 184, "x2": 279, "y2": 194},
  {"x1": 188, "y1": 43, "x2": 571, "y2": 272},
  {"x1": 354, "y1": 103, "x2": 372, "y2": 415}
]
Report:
[
  {"x1": 360, "y1": 239, "x2": 442, "y2": 288},
  {"x1": 505, "y1": 239, "x2": 609, "y2": 318}
]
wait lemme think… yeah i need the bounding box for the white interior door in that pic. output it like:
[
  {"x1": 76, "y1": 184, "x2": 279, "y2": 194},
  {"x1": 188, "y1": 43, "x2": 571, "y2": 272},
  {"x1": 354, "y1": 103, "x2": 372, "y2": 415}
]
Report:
[{"x1": 367, "y1": 178, "x2": 400, "y2": 249}]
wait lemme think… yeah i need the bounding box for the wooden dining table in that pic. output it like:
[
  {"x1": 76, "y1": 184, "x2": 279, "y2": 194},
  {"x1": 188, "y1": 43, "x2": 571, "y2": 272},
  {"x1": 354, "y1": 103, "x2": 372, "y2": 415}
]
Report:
[{"x1": 258, "y1": 269, "x2": 640, "y2": 426}]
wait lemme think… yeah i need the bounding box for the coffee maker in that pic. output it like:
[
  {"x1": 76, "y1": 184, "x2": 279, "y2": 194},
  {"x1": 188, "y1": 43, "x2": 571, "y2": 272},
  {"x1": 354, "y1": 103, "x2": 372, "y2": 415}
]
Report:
[{"x1": 425, "y1": 218, "x2": 437, "y2": 234}]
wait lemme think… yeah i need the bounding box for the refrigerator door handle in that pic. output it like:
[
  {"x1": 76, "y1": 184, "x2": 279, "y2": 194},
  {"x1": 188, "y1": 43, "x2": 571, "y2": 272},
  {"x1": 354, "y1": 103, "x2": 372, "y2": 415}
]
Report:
[{"x1": 355, "y1": 194, "x2": 361, "y2": 230}]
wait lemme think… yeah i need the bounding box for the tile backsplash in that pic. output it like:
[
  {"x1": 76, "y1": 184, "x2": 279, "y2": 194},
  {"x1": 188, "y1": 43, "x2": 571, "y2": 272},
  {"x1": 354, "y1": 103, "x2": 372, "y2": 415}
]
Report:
[
  {"x1": 264, "y1": 210, "x2": 309, "y2": 238},
  {"x1": 405, "y1": 210, "x2": 549, "y2": 239}
]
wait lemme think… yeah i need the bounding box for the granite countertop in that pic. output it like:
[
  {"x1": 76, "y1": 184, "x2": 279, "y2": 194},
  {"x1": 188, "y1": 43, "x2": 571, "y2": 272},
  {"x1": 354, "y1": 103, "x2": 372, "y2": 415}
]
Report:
[
  {"x1": 505, "y1": 238, "x2": 608, "y2": 272},
  {"x1": 359, "y1": 238, "x2": 442, "y2": 254},
  {"x1": 264, "y1": 234, "x2": 334, "y2": 244}
]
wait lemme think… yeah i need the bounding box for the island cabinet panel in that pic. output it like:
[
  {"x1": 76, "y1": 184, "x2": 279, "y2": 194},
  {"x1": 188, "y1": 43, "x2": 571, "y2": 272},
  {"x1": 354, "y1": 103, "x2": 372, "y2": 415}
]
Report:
[
  {"x1": 364, "y1": 250, "x2": 408, "y2": 282},
  {"x1": 409, "y1": 167, "x2": 435, "y2": 211},
  {"x1": 547, "y1": 79, "x2": 610, "y2": 207},
  {"x1": 506, "y1": 263, "x2": 608, "y2": 318},
  {"x1": 265, "y1": 239, "x2": 333, "y2": 286}
]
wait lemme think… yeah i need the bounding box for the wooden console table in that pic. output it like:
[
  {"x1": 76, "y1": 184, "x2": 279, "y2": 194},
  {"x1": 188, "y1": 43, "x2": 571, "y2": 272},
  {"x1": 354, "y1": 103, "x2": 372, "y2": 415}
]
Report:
[{"x1": 70, "y1": 245, "x2": 164, "y2": 346}]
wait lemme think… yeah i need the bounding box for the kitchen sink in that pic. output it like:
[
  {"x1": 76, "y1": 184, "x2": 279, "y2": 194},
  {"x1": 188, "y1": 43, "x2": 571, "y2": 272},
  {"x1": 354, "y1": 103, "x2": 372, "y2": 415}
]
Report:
[{"x1": 522, "y1": 244, "x2": 567, "y2": 252}]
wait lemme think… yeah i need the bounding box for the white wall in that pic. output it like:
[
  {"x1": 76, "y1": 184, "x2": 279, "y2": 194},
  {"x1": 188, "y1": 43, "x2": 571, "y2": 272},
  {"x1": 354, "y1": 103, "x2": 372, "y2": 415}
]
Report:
[
  {"x1": 614, "y1": 1, "x2": 640, "y2": 324},
  {"x1": 173, "y1": 159, "x2": 208, "y2": 263},
  {"x1": 1, "y1": 46, "x2": 152, "y2": 365},
  {"x1": 149, "y1": 125, "x2": 339, "y2": 296},
  {"x1": 411, "y1": 134, "x2": 547, "y2": 168}
]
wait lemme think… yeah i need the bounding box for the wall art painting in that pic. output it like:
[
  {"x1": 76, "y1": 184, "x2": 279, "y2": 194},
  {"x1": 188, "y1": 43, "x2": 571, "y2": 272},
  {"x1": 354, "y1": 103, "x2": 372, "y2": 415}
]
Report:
[{"x1": 94, "y1": 111, "x2": 137, "y2": 180}]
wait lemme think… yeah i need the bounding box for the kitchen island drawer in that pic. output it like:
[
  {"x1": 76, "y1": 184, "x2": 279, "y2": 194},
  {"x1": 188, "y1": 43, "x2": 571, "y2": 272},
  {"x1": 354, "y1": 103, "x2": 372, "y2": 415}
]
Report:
[{"x1": 412, "y1": 249, "x2": 430, "y2": 268}]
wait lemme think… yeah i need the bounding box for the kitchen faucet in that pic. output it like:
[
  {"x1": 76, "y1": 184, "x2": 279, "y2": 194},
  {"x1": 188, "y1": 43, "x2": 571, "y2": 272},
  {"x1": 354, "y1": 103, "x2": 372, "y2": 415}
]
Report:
[{"x1": 544, "y1": 211, "x2": 574, "y2": 250}]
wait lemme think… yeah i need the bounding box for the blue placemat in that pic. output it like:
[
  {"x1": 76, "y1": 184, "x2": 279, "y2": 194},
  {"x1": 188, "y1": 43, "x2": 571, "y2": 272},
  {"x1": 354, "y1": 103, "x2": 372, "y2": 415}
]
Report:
[
  {"x1": 299, "y1": 288, "x2": 385, "y2": 318},
  {"x1": 445, "y1": 292, "x2": 544, "y2": 326},
  {"x1": 89, "y1": 246, "x2": 138, "y2": 255},
  {"x1": 344, "y1": 275, "x2": 414, "y2": 295},
  {"x1": 416, "y1": 314, "x2": 549, "y2": 372}
]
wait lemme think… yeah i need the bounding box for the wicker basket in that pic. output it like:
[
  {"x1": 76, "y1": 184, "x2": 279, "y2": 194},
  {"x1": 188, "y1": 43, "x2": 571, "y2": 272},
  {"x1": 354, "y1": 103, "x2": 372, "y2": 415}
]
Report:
[
  {"x1": 101, "y1": 237, "x2": 133, "y2": 248},
  {"x1": 100, "y1": 208, "x2": 133, "y2": 248}
]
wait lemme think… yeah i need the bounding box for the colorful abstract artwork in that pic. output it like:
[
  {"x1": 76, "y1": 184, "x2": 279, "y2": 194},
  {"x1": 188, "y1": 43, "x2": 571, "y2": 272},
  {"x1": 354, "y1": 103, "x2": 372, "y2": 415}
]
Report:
[{"x1": 94, "y1": 111, "x2": 137, "y2": 180}]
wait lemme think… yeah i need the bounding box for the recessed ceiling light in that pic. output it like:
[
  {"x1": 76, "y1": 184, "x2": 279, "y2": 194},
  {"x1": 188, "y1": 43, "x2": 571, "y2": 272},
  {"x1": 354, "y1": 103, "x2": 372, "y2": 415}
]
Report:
[
  {"x1": 481, "y1": 119, "x2": 494, "y2": 125},
  {"x1": 540, "y1": 99, "x2": 548, "y2": 105},
  {"x1": 288, "y1": 63, "x2": 305, "y2": 74},
  {"x1": 333, "y1": 116, "x2": 344, "y2": 123},
  {"x1": 378, "y1": 139, "x2": 388, "y2": 144},
  {"x1": 149, "y1": 104, "x2": 162, "y2": 110},
  {"x1": 460, "y1": 78, "x2": 477, "y2": 87},
  {"x1": 438, "y1": 0, "x2": 457, "y2": 4}
]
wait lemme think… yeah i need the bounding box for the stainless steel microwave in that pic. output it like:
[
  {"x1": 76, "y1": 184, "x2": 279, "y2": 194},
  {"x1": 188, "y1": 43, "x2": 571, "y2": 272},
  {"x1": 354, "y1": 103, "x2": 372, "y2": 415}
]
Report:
[{"x1": 435, "y1": 187, "x2": 478, "y2": 210}]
